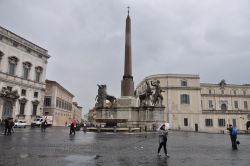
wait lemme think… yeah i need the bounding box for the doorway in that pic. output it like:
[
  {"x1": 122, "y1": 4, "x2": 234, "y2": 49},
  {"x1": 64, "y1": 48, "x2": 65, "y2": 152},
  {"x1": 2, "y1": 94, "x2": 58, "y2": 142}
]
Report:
[
  {"x1": 195, "y1": 123, "x2": 198, "y2": 132},
  {"x1": 2, "y1": 100, "x2": 12, "y2": 119}
]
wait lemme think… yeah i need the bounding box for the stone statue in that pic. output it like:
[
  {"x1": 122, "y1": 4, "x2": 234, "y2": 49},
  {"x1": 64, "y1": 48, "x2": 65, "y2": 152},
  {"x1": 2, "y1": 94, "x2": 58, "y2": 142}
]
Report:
[
  {"x1": 95, "y1": 84, "x2": 116, "y2": 107},
  {"x1": 151, "y1": 80, "x2": 164, "y2": 106},
  {"x1": 139, "y1": 81, "x2": 153, "y2": 106},
  {"x1": 0, "y1": 87, "x2": 20, "y2": 100}
]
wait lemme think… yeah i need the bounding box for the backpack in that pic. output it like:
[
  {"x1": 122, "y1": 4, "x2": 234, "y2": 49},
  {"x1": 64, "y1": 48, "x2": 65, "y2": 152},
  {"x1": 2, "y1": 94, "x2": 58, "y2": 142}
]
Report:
[{"x1": 231, "y1": 127, "x2": 237, "y2": 136}]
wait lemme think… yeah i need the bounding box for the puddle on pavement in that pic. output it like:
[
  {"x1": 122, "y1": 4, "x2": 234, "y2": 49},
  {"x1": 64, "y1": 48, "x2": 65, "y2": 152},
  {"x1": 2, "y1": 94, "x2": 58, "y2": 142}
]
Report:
[
  {"x1": 19, "y1": 153, "x2": 29, "y2": 158},
  {"x1": 64, "y1": 155, "x2": 100, "y2": 166}
]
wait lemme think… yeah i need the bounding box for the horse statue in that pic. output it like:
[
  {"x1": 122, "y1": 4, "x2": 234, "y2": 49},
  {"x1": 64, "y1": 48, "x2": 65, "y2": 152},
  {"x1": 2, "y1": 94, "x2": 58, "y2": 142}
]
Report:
[
  {"x1": 95, "y1": 84, "x2": 106, "y2": 106},
  {"x1": 139, "y1": 81, "x2": 153, "y2": 106},
  {"x1": 95, "y1": 84, "x2": 116, "y2": 107},
  {"x1": 106, "y1": 95, "x2": 116, "y2": 107},
  {"x1": 151, "y1": 80, "x2": 164, "y2": 106}
]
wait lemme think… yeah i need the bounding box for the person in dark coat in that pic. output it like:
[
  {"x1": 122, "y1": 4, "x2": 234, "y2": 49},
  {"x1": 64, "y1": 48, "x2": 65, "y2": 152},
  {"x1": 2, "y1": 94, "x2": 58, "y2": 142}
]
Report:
[
  {"x1": 4, "y1": 118, "x2": 9, "y2": 135},
  {"x1": 69, "y1": 122, "x2": 76, "y2": 135},
  {"x1": 41, "y1": 120, "x2": 47, "y2": 132},
  {"x1": 8, "y1": 118, "x2": 15, "y2": 135},
  {"x1": 227, "y1": 124, "x2": 238, "y2": 150}
]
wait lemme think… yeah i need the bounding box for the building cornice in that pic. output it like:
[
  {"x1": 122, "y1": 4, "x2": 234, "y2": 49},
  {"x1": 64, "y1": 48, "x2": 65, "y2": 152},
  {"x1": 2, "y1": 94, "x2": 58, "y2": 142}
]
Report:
[
  {"x1": 201, "y1": 83, "x2": 250, "y2": 88},
  {"x1": 202, "y1": 110, "x2": 250, "y2": 114},
  {"x1": 137, "y1": 74, "x2": 200, "y2": 88},
  {"x1": 0, "y1": 26, "x2": 50, "y2": 59},
  {"x1": 46, "y1": 79, "x2": 74, "y2": 97},
  {"x1": 201, "y1": 94, "x2": 250, "y2": 98},
  {"x1": 0, "y1": 72, "x2": 45, "y2": 90},
  {"x1": 162, "y1": 86, "x2": 201, "y2": 91}
]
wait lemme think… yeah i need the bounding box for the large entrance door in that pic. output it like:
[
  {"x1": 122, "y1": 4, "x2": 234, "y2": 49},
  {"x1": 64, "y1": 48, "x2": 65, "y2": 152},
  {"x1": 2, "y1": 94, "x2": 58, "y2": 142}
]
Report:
[
  {"x1": 247, "y1": 121, "x2": 250, "y2": 130},
  {"x1": 195, "y1": 123, "x2": 198, "y2": 132},
  {"x1": 2, "y1": 100, "x2": 12, "y2": 119}
]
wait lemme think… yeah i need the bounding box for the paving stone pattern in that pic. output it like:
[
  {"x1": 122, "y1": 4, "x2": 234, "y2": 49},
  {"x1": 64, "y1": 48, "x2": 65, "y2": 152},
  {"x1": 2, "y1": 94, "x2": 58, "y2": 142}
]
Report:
[{"x1": 0, "y1": 127, "x2": 250, "y2": 166}]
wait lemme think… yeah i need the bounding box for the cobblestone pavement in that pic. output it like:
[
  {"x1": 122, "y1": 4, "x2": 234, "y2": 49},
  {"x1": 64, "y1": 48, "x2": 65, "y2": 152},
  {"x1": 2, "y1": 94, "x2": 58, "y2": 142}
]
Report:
[{"x1": 0, "y1": 127, "x2": 250, "y2": 166}]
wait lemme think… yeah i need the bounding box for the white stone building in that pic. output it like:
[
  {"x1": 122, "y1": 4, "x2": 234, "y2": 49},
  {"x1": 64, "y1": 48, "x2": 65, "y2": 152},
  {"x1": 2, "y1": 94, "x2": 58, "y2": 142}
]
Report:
[
  {"x1": 136, "y1": 74, "x2": 250, "y2": 133},
  {"x1": 0, "y1": 26, "x2": 50, "y2": 124}
]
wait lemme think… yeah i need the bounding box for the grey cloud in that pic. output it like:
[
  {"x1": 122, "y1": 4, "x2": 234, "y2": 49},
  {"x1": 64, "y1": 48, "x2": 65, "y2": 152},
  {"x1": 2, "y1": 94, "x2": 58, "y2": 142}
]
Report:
[{"x1": 1, "y1": 0, "x2": 250, "y2": 113}]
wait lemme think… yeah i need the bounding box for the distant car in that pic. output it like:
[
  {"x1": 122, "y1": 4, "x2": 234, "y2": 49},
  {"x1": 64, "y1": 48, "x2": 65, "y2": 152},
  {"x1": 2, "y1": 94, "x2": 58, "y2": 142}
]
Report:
[{"x1": 14, "y1": 120, "x2": 27, "y2": 128}]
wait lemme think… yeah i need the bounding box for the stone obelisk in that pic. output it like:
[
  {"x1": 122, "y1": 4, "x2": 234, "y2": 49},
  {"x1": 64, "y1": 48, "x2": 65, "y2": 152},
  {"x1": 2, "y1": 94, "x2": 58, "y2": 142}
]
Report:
[{"x1": 121, "y1": 7, "x2": 134, "y2": 96}]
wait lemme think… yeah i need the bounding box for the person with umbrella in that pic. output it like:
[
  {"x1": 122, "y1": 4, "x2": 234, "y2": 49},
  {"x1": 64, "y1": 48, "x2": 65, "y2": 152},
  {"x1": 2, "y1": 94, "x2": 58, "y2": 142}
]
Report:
[
  {"x1": 157, "y1": 123, "x2": 170, "y2": 157},
  {"x1": 69, "y1": 119, "x2": 76, "y2": 135}
]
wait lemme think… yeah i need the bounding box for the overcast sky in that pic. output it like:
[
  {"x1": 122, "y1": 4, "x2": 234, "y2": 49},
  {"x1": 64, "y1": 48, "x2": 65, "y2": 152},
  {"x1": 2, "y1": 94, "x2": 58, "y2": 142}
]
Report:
[{"x1": 1, "y1": 0, "x2": 250, "y2": 113}]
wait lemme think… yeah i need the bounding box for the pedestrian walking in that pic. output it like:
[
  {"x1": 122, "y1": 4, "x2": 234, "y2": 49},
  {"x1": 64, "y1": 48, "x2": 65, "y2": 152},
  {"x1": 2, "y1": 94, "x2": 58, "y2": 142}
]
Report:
[
  {"x1": 4, "y1": 118, "x2": 9, "y2": 135},
  {"x1": 69, "y1": 122, "x2": 76, "y2": 135},
  {"x1": 83, "y1": 122, "x2": 87, "y2": 132},
  {"x1": 41, "y1": 120, "x2": 47, "y2": 132},
  {"x1": 227, "y1": 124, "x2": 238, "y2": 150},
  {"x1": 157, "y1": 124, "x2": 170, "y2": 157},
  {"x1": 9, "y1": 118, "x2": 15, "y2": 134}
]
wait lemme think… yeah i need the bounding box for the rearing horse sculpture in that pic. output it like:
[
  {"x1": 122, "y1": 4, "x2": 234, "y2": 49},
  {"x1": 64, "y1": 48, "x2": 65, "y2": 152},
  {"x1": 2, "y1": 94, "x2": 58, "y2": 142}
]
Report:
[
  {"x1": 139, "y1": 81, "x2": 153, "y2": 106},
  {"x1": 95, "y1": 84, "x2": 116, "y2": 107}
]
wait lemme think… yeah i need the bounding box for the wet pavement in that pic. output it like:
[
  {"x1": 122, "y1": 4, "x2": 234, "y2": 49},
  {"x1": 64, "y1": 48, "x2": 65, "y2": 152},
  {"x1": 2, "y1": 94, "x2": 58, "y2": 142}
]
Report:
[{"x1": 0, "y1": 127, "x2": 250, "y2": 166}]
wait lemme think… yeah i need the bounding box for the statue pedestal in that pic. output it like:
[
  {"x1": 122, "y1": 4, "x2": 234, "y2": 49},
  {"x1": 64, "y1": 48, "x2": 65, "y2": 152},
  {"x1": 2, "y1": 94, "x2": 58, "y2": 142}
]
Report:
[{"x1": 116, "y1": 96, "x2": 138, "y2": 107}]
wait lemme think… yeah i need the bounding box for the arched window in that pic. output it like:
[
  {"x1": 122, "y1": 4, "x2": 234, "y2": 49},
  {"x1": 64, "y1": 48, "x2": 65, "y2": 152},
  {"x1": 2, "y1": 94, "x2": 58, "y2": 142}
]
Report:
[
  {"x1": 23, "y1": 61, "x2": 32, "y2": 79},
  {"x1": 221, "y1": 104, "x2": 227, "y2": 111}
]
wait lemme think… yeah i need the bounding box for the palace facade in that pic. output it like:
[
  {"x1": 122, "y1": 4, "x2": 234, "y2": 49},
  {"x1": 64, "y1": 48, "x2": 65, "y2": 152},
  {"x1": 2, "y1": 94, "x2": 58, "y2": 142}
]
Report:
[
  {"x1": 136, "y1": 74, "x2": 250, "y2": 133},
  {"x1": 43, "y1": 80, "x2": 82, "y2": 126},
  {"x1": 0, "y1": 26, "x2": 50, "y2": 124}
]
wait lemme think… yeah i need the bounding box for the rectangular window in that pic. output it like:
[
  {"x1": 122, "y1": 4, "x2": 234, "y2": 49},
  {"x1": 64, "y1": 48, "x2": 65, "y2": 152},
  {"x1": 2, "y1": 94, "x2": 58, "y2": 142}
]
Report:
[
  {"x1": 9, "y1": 63, "x2": 16, "y2": 75},
  {"x1": 34, "y1": 92, "x2": 38, "y2": 98},
  {"x1": 59, "y1": 100, "x2": 62, "y2": 108},
  {"x1": 19, "y1": 103, "x2": 25, "y2": 115},
  {"x1": 233, "y1": 90, "x2": 237, "y2": 95},
  {"x1": 205, "y1": 119, "x2": 213, "y2": 127},
  {"x1": 44, "y1": 97, "x2": 51, "y2": 107},
  {"x1": 209, "y1": 89, "x2": 212, "y2": 94},
  {"x1": 184, "y1": 118, "x2": 188, "y2": 126},
  {"x1": 23, "y1": 67, "x2": 29, "y2": 79},
  {"x1": 35, "y1": 72, "x2": 41, "y2": 82},
  {"x1": 221, "y1": 90, "x2": 224, "y2": 95},
  {"x1": 244, "y1": 101, "x2": 248, "y2": 109},
  {"x1": 21, "y1": 89, "x2": 26, "y2": 96},
  {"x1": 45, "y1": 112, "x2": 49, "y2": 115},
  {"x1": 234, "y1": 101, "x2": 238, "y2": 109},
  {"x1": 232, "y1": 119, "x2": 237, "y2": 127},
  {"x1": 209, "y1": 100, "x2": 213, "y2": 109},
  {"x1": 218, "y1": 119, "x2": 226, "y2": 127},
  {"x1": 180, "y1": 94, "x2": 190, "y2": 104},
  {"x1": 32, "y1": 104, "x2": 37, "y2": 115},
  {"x1": 181, "y1": 80, "x2": 187, "y2": 87}
]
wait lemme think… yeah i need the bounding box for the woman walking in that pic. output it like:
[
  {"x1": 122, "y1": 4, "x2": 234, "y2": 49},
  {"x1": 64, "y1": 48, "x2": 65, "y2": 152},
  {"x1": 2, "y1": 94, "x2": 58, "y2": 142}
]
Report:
[{"x1": 157, "y1": 124, "x2": 170, "y2": 157}]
